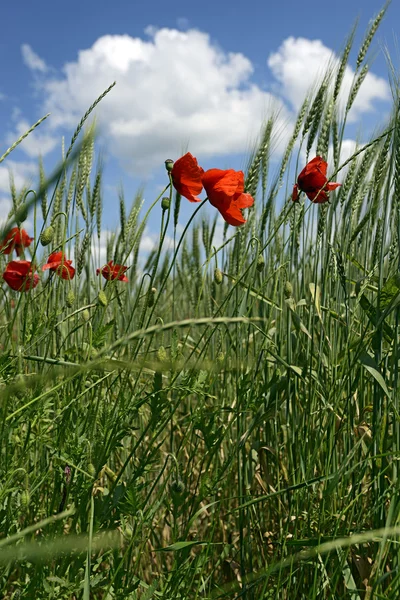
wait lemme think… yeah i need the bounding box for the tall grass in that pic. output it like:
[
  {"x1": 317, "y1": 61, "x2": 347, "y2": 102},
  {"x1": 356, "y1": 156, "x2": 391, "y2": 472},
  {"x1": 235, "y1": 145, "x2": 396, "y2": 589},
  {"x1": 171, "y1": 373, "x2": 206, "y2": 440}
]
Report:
[{"x1": 1, "y1": 6, "x2": 400, "y2": 599}]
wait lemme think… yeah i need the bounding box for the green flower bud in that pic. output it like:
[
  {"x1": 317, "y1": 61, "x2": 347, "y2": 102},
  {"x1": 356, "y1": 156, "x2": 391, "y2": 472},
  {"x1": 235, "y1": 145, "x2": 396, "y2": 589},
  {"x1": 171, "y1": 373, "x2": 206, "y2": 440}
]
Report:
[
  {"x1": 284, "y1": 281, "x2": 293, "y2": 299},
  {"x1": 214, "y1": 268, "x2": 223, "y2": 285},
  {"x1": 20, "y1": 490, "x2": 30, "y2": 508},
  {"x1": 217, "y1": 351, "x2": 225, "y2": 363},
  {"x1": 165, "y1": 159, "x2": 174, "y2": 172},
  {"x1": 170, "y1": 478, "x2": 185, "y2": 495},
  {"x1": 82, "y1": 309, "x2": 90, "y2": 323},
  {"x1": 157, "y1": 345, "x2": 167, "y2": 363},
  {"x1": 98, "y1": 290, "x2": 108, "y2": 307},
  {"x1": 161, "y1": 197, "x2": 170, "y2": 211},
  {"x1": 16, "y1": 204, "x2": 28, "y2": 223},
  {"x1": 40, "y1": 225, "x2": 55, "y2": 246},
  {"x1": 256, "y1": 254, "x2": 265, "y2": 272},
  {"x1": 66, "y1": 289, "x2": 75, "y2": 307},
  {"x1": 147, "y1": 287, "x2": 157, "y2": 308},
  {"x1": 88, "y1": 463, "x2": 96, "y2": 477}
]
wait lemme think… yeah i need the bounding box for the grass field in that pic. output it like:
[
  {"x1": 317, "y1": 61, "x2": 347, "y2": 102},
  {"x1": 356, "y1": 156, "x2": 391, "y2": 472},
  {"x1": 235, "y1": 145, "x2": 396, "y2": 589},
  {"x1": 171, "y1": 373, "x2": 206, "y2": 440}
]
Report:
[{"x1": 1, "y1": 5, "x2": 400, "y2": 599}]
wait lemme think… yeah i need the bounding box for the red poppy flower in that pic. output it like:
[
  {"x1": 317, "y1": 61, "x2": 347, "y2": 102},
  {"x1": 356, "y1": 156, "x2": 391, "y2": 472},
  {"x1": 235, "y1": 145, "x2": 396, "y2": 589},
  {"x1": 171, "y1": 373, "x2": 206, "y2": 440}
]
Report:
[
  {"x1": 202, "y1": 169, "x2": 254, "y2": 226},
  {"x1": 171, "y1": 153, "x2": 204, "y2": 203},
  {"x1": 3, "y1": 260, "x2": 39, "y2": 292},
  {"x1": 96, "y1": 260, "x2": 128, "y2": 282},
  {"x1": 292, "y1": 156, "x2": 341, "y2": 204},
  {"x1": 42, "y1": 251, "x2": 75, "y2": 280},
  {"x1": 0, "y1": 227, "x2": 33, "y2": 256}
]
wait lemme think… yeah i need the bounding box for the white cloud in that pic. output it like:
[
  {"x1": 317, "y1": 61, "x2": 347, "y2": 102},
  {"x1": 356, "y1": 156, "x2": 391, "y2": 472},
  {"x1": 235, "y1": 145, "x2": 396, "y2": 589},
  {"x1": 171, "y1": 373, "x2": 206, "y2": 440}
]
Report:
[
  {"x1": 0, "y1": 197, "x2": 12, "y2": 226},
  {"x1": 0, "y1": 160, "x2": 37, "y2": 193},
  {"x1": 38, "y1": 29, "x2": 289, "y2": 172},
  {"x1": 21, "y1": 44, "x2": 48, "y2": 73},
  {"x1": 268, "y1": 37, "x2": 390, "y2": 121},
  {"x1": 6, "y1": 119, "x2": 58, "y2": 158},
  {"x1": 15, "y1": 30, "x2": 389, "y2": 174}
]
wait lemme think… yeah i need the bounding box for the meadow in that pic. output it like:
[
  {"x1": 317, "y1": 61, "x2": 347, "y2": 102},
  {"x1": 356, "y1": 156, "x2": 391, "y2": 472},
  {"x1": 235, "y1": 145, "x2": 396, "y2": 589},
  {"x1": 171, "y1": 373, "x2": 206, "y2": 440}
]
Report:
[{"x1": 1, "y1": 5, "x2": 400, "y2": 599}]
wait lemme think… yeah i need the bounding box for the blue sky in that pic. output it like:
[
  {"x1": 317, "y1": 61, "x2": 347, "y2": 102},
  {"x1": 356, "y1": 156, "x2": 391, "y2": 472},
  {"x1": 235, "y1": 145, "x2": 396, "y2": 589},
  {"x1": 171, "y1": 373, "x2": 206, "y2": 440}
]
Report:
[{"x1": 0, "y1": 0, "x2": 397, "y2": 251}]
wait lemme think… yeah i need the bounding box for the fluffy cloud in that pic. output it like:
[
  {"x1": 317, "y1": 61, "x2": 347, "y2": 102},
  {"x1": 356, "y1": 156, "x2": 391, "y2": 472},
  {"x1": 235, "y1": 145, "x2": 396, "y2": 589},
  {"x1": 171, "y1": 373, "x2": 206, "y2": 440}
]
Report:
[
  {"x1": 13, "y1": 30, "x2": 390, "y2": 176},
  {"x1": 0, "y1": 197, "x2": 12, "y2": 226},
  {"x1": 0, "y1": 160, "x2": 37, "y2": 193},
  {"x1": 6, "y1": 119, "x2": 58, "y2": 158},
  {"x1": 21, "y1": 44, "x2": 48, "y2": 73},
  {"x1": 37, "y1": 29, "x2": 289, "y2": 172},
  {"x1": 268, "y1": 37, "x2": 390, "y2": 120}
]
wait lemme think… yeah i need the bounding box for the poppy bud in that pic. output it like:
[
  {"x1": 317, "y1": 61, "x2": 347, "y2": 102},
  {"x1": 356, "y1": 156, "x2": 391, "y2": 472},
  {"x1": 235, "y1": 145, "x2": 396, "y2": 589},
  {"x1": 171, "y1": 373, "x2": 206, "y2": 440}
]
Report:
[
  {"x1": 165, "y1": 159, "x2": 174, "y2": 173},
  {"x1": 284, "y1": 281, "x2": 293, "y2": 299},
  {"x1": 147, "y1": 287, "x2": 157, "y2": 308},
  {"x1": 66, "y1": 289, "x2": 75, "y2": 307},
  {"x1": 157, "y1": 345, "x2": 167, "y2": 362},
  {"x1": 161, "y1": 197, "x2": 170, "y2": 211},
  {"x1": 40, "y1": 225, "x2": 55, "y2": 246},
  {"x1": 256, "y1": 255, "x2": 265, "y2": 272},
  {"x1": 16, "y1": 204, "x2": 28, "y2": 224},
  {"x1": 170, "y1": 478, "x2": 185, "y2": 495},
  {"x1": 20, "y1": 489, "x2": 31, "y2": 508},
  {"x1": 98, "y1": 290, "x2": 108, "y2": 307},
  {"x1": 81, "y1": 309, "x2": 90, "y2": 322},
  {"x1": 88, "y1": 463, "x2": 96, "y2": 477},
  {"x1": 214, "y1": 268, "x2": 223, "y2": 285},
  {"x1": 13, "y1": 374, "x2": 26, "y2": 399}
]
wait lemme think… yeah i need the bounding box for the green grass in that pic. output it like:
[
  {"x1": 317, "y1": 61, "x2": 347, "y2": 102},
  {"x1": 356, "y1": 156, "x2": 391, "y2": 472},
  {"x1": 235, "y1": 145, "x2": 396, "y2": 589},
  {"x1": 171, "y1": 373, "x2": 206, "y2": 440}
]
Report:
[{"x1": 1, "y1": 6, "x2": 400, "y2": 599}]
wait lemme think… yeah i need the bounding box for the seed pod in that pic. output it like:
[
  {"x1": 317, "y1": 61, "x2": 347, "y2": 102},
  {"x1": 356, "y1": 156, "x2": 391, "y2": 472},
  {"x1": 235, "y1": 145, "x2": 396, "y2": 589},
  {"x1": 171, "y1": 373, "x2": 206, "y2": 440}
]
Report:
[
  {"x1": 214, "y1": 268, "x2": 223, "y2": 285},
  {"x1": 256, "y1": 254, "x2": 265, "y2": 272},
  {"x1": 161, "y1": 197, "x2": 170, "y2": 211},
  {"x1": 40, "y1": 225, "x2": 55, "y2": 246},
  {"x1": 98, "y1": 290, "x2": 108, "y2": 307},
  {"x1": 165, "y1": 159, "x2": 174, "y2": 172}
]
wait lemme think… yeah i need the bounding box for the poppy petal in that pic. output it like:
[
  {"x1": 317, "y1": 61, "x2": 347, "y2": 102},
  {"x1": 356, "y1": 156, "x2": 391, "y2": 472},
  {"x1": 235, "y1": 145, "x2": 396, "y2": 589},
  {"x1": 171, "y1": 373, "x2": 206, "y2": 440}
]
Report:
[
  {"x1": 236, "y1": 193, "x2": 254, "y2": 209},
  {"x1": 306, "y1": 189, "x2": 329, "y2": 203},
  {"x1": 326, "y1": 182, "x2": 341, "y2": 191}
]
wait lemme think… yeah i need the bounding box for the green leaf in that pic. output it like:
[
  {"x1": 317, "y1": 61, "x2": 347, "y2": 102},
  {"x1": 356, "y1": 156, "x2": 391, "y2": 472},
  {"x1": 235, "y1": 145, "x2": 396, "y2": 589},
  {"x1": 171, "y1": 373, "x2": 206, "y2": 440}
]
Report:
[
  {"x1": 380, "y1": 274, "x2": 400, "y2": 310},
  {"x1": 157, "y1": 540, "x2": 207, "y2": 552},
  {"x1": 359, "y1": 351, "x2": 390, "y2": 398},
  {"x1": 92, "y1": 320, "x2": 115, "y2": 348},
  {"x1": 359, "y1": 294, "x2": 393, "y2": 341}
]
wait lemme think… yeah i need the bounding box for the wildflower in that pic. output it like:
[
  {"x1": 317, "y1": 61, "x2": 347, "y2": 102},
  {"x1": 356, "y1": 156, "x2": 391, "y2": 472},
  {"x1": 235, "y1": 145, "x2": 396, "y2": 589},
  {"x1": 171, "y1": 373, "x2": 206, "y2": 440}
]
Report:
[
  {"x1": 3, "y1": 260, "x2": 39, "y2": 291},
  {"x1": 96, "y1": 260, "x2": 128, "y2": 282},
  {"x1": 292, "y1": 156, "x2": 341, "y2": 204},
  {"x1": 202, "y1": 169, "x2": 254, "y2": 226},
  {"x1": 0, "y1": 227, "x2": 33, "y2": 256},
  {"x1": 171, "y1": 153, "x2": 204, "y2": 203},
  {"x1": 42, "y1": 251, "x2": 75, "y2": 280}
]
